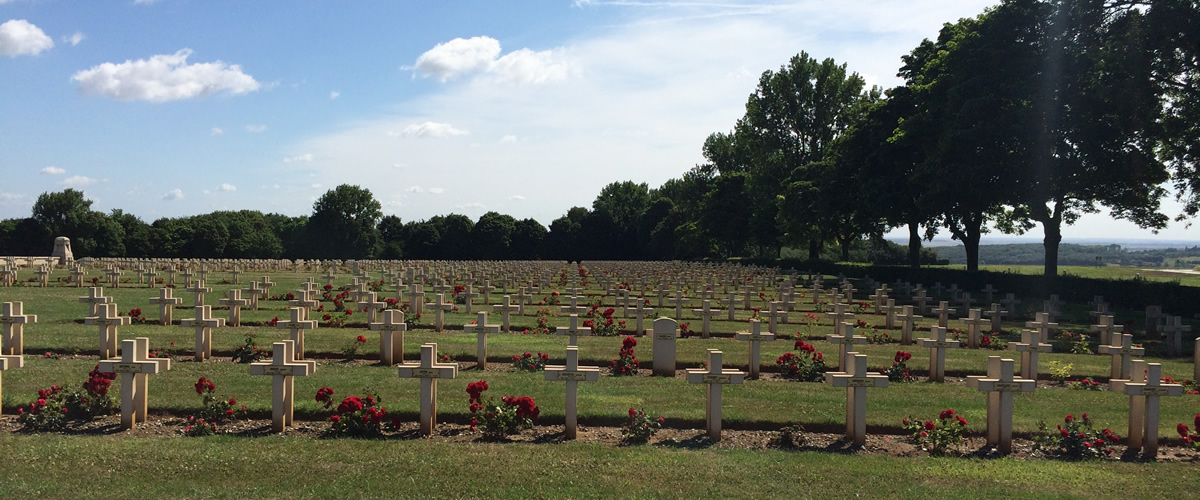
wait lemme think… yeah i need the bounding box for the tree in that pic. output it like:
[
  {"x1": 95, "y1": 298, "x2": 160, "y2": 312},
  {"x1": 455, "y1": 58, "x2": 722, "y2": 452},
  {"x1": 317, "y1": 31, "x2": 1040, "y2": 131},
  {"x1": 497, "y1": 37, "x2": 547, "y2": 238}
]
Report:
[
  {"x1": 699, "y1": 173, "x2": 752, "y2": 257},
  {"x1": 472, "y1": 212, "x2": 517, "y2": 260},
  {"x1": 592, "y1": 181, "x2": 651, "y2": 259},
  {"x1": 432, "y1": 214, "x2": 475, "y2": 260},
  {"x1": 306, "y1": 185, "x2": 382, "y2": 259},
  {"x1": 512, "y1": 218, "x2": 548, "y2": 259},
  {"x1": 377, "y1": 215, "x2": 406, "y2": 259}
]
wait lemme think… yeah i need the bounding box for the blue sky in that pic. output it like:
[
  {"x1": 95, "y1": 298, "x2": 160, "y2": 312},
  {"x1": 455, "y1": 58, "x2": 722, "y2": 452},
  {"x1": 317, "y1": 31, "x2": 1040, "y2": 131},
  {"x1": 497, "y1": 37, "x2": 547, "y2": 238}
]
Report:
[{"x1": 1, "y1": 0, "x2": 1194, "y2": 242}]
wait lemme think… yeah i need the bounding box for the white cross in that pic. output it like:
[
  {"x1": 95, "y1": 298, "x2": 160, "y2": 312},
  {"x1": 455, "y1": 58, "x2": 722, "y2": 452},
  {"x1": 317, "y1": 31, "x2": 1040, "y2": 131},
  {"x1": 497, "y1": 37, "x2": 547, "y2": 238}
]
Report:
[
  {"x1": 369, "y1": 309, "x2": 408, "y2": 365},
  {"x1": 147, "y1": 287, "x2": 182, "y2": 326},
  {"x1": 463, "y1": 312, "x2": 501, "y2": 370},
  {"x1": 257, "y1": 276, "x2": 275, "y2": 299},
  {"x1": 1162, "y1": 316, "x2": 1191, "y2": 356},
  {"x1": 78, "y1": 287, "x2": 112, "y2": 317},
  {"x1": 932, "y1": 301, "x2": 955, "y2": 328},
  {"x1": 966, "y1": 356, "x2": 1035, "y2": 454},
  {"x1": 185, "y1": 280, "x2": 211, "y2": 307},
  {"x1": 218, "y1": 289, "x2": 251, "y2": 327},
  {"x1": 182, "y1": 305, "x2": 225, "y2": 362},
  {"x1": 275, "y1": 307, "x2": 317, "y2": 360},
  {"x1": 0, "y1": 302, "x2": 36, "y2": 356},
  {"x1": 1109, "y1": 359, "x2": 1149, "y2": 449},
  {"x1": 462, "y1": 284, "x2": 481, "y2": 314},
  {"x1": 1025, "y1": 312, "x2": 1057, "y2": 339},
  {"x1": 1010, "y1": 328, "x2": 1052, "y2": 381},
  {"x1": 826, "y1": 302, "x2": 854, "y2": 337},
  {"x1": 250, "y1": 340, "x2": 316, "y2": 432},
  {"x1": 686, "y1": 349, "x2": 745, "y2": 441},
  {"x1": 912, "y1": 288, "x2": 930, "y2": 314},
  {"x1": 1089, "y1": 314, "x2": 1118, "y2": 347},
  {"x1": 1098, "y1": 333, "x2": 1144, "y2": 380},
  {"x1": 962, "y1": 308, "x2": 988, "y2": 349},
  {"x1": 896, "y1": 305, "x2": 921, "y2": 345},
  {"x1": 492, "y1": 295, "x2": 521, "y2": 332},
  {"x1": 98, "y1": 337, "x2": 170, "y2": 430},
  {"x1": 1118, "y1": 363, "x2": 1183, "y2": 458},
  {"x1": 243, "y1": 281, "x2": 262, "y2": 311},
  {"x1": 85, "y1": 303, "x2": 129, "y2": 360},
  {"x1": 431, "y1": 293, "x2": 454, "y2": 332},
  {"x1": 734, "y1": 319, "x2": 774, "y2": 378},
  {"x1": 357, "y1": 291, "x2": 386, "y2": 325},
  {"x1": 825, "y1": 352, "x2": 889, "y2": 446},
  {"x1": 545, "y1": 346, "x2": 601, "y2": 439},
  {"x1": 827, "y1": 321, "x2": 868, "y2": 372},
  {"x1": 398, "y1": 342, "x2": 458, "y2": 435},
  {"x1": 555, "y1": 314, "x2": 591, "y2": 347},
  {"x1": 625, "y1": 299, "x2": 653, "y2": 334},
  {"x1": 918, "y1": 326, "x2": 961, "y2": 382}
]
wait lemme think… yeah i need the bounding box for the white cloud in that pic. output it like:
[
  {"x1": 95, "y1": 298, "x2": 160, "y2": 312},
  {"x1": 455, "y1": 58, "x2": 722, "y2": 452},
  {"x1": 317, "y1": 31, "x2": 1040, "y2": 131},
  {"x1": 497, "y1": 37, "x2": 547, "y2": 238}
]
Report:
[
  {"x1": 406, "y1": 186, "x2": 424, "y2": 193},
  {"x1": 0, "y1": 20, "x2": 54, "y2": 57},
  {"x1": 218, "y1": 183, "x2": 236, "y2": 192},
  {"x1": 498, "y1": 135, "x2": 518, "y2": 144},
  {"x1": 411, "y1": 36, "x2": 571, "y2": 85},
  {"x1": 401, "y1": 121, "x2": 468, "y2": 138},
  {"x1": 162, "y1": 188, "x2": 183, "y2": 201},
  {"x1": 210, "y1": 127, "x2": 224, "y2": 135},
  {"x1": 283, "y1": 153, "x2": 314, "y2": 163},
  {"x1": 456, "y1": 202, "x2": 485, "y2": 211},
  {"x1": 71, "y1": 49, "x2": 260, "y2": 102},
  {"x1": 330, "y1": 90, "x2": 340, "y2": 99},
  {"x1": 0, "y1": 192, "x2": 26, "y2": 206},
  {"x1": 40, "y1": 166, "x2": 65, "y2": 175},
  {"x1": 63, "y1": 32, "x2": 84, "y2": 47},
  {"x1": 133, "y1": 0, "x2": 161, "y2": 5},
  {"x1": 60, "y1": 175, "x2": 96, "y2": 188},
  {"x1": 245, "y1": 124, "x2": 267, "y2": 133},
  {"x1": 392, "y1": 162, "x2": 408, "y2": 168},
  {"x1": 509, "y1": 195, "x2": 526, "y2": 201},
  {"x1": 311, "y1": 183, "x2": 321, "y2": 189},
  {"x1": 428, "y1": 187, "x2": 444, "y2": 194}
]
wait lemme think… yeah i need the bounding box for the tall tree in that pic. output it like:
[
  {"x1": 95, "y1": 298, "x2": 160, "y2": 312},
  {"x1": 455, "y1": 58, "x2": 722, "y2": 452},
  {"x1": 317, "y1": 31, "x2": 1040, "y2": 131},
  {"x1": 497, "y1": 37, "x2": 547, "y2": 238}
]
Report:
[{"x1": 306, "y1": 185, "x2": 382, "y2": 259}]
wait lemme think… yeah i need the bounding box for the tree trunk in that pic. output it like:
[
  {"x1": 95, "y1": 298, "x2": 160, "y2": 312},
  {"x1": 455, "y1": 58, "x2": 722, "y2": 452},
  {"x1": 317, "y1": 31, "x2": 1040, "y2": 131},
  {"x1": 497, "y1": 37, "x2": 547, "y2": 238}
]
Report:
[
  {"x1": 958, "y1": 217, "x2": 983, "y2": 272},
  {"x1": 840, "y1": 236, "x2": 851, "y2": 262},
  {"x1": 808, "y1": 238, "x2": 821, "y2": 260},
  {"x1": 1042, "y1": 218, "x2": 1062, "y2": 277},
  {"x1": 907, "y1": 221, "x2": 921, "y2": 270}
]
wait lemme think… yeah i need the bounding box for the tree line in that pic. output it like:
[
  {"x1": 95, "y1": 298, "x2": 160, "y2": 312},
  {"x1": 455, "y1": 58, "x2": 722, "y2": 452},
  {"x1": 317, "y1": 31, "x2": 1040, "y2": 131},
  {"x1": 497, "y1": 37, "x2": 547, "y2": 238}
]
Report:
[{"x1": 2, "y1": 1, "x2": 1196, "y2": 273}]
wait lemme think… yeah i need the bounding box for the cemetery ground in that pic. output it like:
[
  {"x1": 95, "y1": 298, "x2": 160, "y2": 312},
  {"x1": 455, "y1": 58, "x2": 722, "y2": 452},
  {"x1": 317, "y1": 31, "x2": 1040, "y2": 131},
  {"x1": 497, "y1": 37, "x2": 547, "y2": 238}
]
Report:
[{"x1": 0, "y1": 266, "x2": 1198, "y2": 498}]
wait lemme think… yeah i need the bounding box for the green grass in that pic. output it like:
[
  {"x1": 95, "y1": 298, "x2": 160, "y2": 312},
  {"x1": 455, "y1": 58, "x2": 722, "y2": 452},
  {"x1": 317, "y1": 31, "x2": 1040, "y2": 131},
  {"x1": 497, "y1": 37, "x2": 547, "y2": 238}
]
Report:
[
  {"x1": 932, "y1": 264, "x2": 1200, "y2": 287},
  {"x1": 0, "y1": 433, "x2": 1197, "y2": 499}
]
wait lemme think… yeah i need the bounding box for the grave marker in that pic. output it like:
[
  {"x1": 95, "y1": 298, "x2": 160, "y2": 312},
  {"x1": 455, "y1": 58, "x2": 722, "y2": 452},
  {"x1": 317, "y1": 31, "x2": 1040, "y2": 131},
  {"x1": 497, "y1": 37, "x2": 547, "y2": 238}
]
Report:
[
  {"x1": 147, "y1": 287, "x2": 183, "y2": 326},
  {"x1": 734, "y1": 319, "x2": 774, "y2": 378},
  {"x1": 431, "y1": 293, "x2": 454, "y2": 332},
  {"x1": 275, "y1": 307, "x2": 317, "y2": 359},
  {"x1": 825, "y1": 352, "x2": 888, "y2": 446},
  {"x1": 1119, "y1": 363, "x2": 1183, "y2": 458},
  {"x1": 691, "y1": 299, "x2": 721, "y2": 338},
  {"x1": 181, "y1": 305, "x2": 225, "y2": 362},
  {"x1": 78, "y1": 287, "x2": 112, "y2": 317},
  {"x1": 218, "y1": 289, "x2": 251, "y2": 327},
  {"x1": 896, "y1": 305, "x2": 920, "y2": 346},
  {"x1": 492, "y1": 295, "x2": 520, "y2": 332},
  {"x1": 463, "y1": 312, "x2": 501, "y2": 370},
  {"x1": 85, "y1": 303, "x2": 129, "y2": 360},
  {"x1": 918, "y1": 326, "x2": 961, "y2": 382},
  {"x1": 397, "y1": 343, "x2": 458, "y2": 435},
  {"x1": 1010, "y1": 329, "x2": 1052, "y2": 381},
  {"x1": 962, "y1": 309, "x2": 987, "y2": 349},
  {"x1": 651, "y1": 317, "x2": 678, "y2": 377},
  {"x1": 249, "y1": 340, "x2": 316, "y2": 432},
  {"x1": 369, "y1": 309, "x2": 407, "y2": 365},
  {"x1": 0, "y1": 302, "x2": 36, "y2": 356},
  {"x1": 544, "y1": 346, "x2": 601, "y2": 439},
  {"x1": 827, "y1": 321, "x2": 867, "y2": 373},
  {"x1": 1098, "y1": 333, "x2": 1143, "y2": 380},
  {"x1": 98, "y1": 337, "x2": 170, "y2": 430},
  {"x1": 685, "y1": 349, "x2": 744, "y2": 441},
  {"x1": 966, "y1": 356, "x2": 1035, "y2": 454},
  {"x1": 555, "y1": 314, "x2": 591, "y2": 347}
]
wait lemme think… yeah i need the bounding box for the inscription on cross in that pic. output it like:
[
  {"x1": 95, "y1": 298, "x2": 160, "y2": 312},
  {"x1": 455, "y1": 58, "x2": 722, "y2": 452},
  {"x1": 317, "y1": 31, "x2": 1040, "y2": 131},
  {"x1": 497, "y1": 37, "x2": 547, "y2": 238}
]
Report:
[
  {"x1": 98, "y1": 337, "x2": 170, "y2": 430},
  {"x1": 397, "y1": 343, "x2": 458, "y2": 436},
  {"x1": 250, "y1": 340, "x2": 316, "y2": 432},
  {"x1": 825, "y1": 352, "x2": 888, "y2": 446},
  {"x1": 545, "y1": 346, "x2": 601, "y2": 439},
  {"x1": 734, "y1": 319, "x2": 774, "y2": 379},
  {"x1": 685, "y1": 349, "x2": 745, "y2": 442},
  {"x1": 0, "y1": 302, "x2": 37, "y2": 356}
]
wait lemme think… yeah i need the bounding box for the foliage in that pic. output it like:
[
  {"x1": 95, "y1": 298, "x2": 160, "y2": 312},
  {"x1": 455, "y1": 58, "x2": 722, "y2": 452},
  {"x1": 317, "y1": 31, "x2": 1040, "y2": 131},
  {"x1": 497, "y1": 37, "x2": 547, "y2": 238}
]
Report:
[
  {"x1": 17, "y1": 385, "x2": 70, "y2": 432},
  {"x1": 902, "y1": 408, "x2": 968, "y2": 454},
  {"x1": 775, "y1": 340, "x2": 827, "y2": 382},
  {"x1": 621, "y1": 407, "x2": 664, "y2": 443},
  {"x1": 883, "y1": 351, "x2": 917, "y2": 382},
  {"x1": 1067, "y1": 377, "x2": 1103, "y2": 391},
  {"x1": 1033, "y1": 413, "x2": 1119, "y2": 460},
  {"x1": 17, "y1": 365, "x2": 119, "y2": 431},
  {"x1": 340, "y1": 335, "x2": 367, "y2": 361},
  {"x1": 231, "y1": 335, "x2": 269, "y2": 363},
  {"x1": 1056, "y1": 331, "x2": 1091, "y2": 355},
  {"x1": 512, "y1": 351, "x2": 549, "y2": 372},
  {"x1": 466, "y1": 380, "x2": 538, "y2": 440},
  {"x1": 1177, "y1": 414, "x2": 1200, "y2": 450},
  {"x1": 772, "y1": 424, "x2": 808, "y2": 449},
  {"x1": 316, "y1": 387, "x2": 387, "y2": 438},
  {"x1": 585, "y1": 304, "x2": 621, "y2": 336},
  {"x1": 184, "y1": 377, "x2": 245, "y2": 436},
  {"x1": 1048, "y1": 361, "x2": 1073, "y2": 385},
  {"x1": 609, "y1": 337, "x2": 639, "y2": 376}
]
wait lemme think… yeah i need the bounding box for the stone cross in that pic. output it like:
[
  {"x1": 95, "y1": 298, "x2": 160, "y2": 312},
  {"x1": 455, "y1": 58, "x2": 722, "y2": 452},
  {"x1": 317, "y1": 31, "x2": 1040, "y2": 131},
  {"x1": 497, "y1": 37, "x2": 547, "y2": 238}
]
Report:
[
  {"x1": 667, "y1": 290, "x2": 688, "y2": 321},
  {"x1": 462, "y1": 284, "x2": 481, "y2": 314},
  {"x1": 69, "y1": 266, "x2": 85, "y2": 288},
  {"x1": 691, "y1": 299, "x2": 721, "y2": 338},
  {"x1": 143, "y1": 267, "x2": 158, "y2": 288},
  {"x1": 1090, "y1": 314, "x2": 1119, "y2": 347},
  {"x1": 544, "y1": 346, "x2": 601, "y2": 439},
  {"x1": 463, "y1": 312, "x2": 501, "y2": 370},
  {"x1": 625, "y1": 299, "x2": 653, "y2": 334},
  {"x1": 78, "y1": 287, "x2": 112, "y2": 317},
  {"x1": 827, "y1": 321, "x2": 868, "y2": 372},
  {"x1": 431, "y1": 293, "x2": 454, "y2": 332},
  {"x1": 932, "y1": 301, "x2": 955, "y2": 328},
  {"x1": 98, "y1": 337, "x2": 170, "y2": 430},
  {"x1": 397, "y1": 342, "x2": 458, "y2": 436},
  {"x1": 725, "y1": 292, "x2": 738, "y2": 321},
  {"x1": 257, "y1": 276, "x2": 275, "y2": 299},
  {"x1": 912, "y1": 288, "x2": 930, "y2": 314},
  {"x1": 826, "y1": 303, "x2": 854, "y2": 337},
  {"x1": 980, "y1": 284, "x2": 998, "y2": 304},
  {"x1": 1011, "y1": 329, "x2": 1052, "y2": 381},
  {"x1": 986, "y1": 303, "x2": 1007, "y2": 333},
  {"x1": 218, "y1": 289, "x2": 251, "y2": 327},
  {"x1": 555, "y1": 314, "x2": 591, "y2": 346},
  {"x1": 1000, "y1": 293, "x2": 1021, "y2": 316},
  {"x1": 288, "y1": 289, "x2": 319, "y2": 321},
  {"x1": 825, "y1": 352, "x2": 888, "y2": 446},
  {"x1": 1161, "y1": 316, "x2": 1190, "y2": 356},
  {"x1": 918, "y1": 326, "x2": 961, "y2": 382},
  {"x1": 178, "y1": 268, "x2": 195, "y2": 287},
  {"x1": 0, "y1": 351, "x2": 23, "y2": 416},
  {"x1": 105, "y1": 266, "x2": 122, "y2": 288},
  {"x1": 1098, "y1": 333, "x2": 1144, "y2": 380},
  {"x1": 1118, "y1": 363, "x2": 1183, "y2": 458},
  {"x1": 147, "y1": 287, "x2": 183, "y2": 326},
  {"x1": 357, "y1": 291, "x2": 386, "y2": 325},
  {"x1": 369, "y1": 309, "x2": 407, "y2": 365},
  {"x1": 0, "y1": 302, "x2": 36, "y2": 356},
  {"x1": 275, "y1": 307, "x2": 317, "y2": 360},
  {"x1": 229, "y1": 266, "x2": 241, "y2": 285},
  {"x1": 651, "y1": 317, "x2": 678, "y2": 377},
  {"x1": 1109, "y1": 359, "x2": 1148, "y2": 451},
  {"x1": 243, "y1": 281, "x2": 262, "y2": 311},
  {"x1": 966, "y1": 356, "x2": 1035, "y2": 454},
  {"x1": 321, "y1": 268, "x2": 337, "y2": 285},
  {"x1": 1025, "y1": 312, "x2": 1058, "y2": 340},
  {"x1": 515, "y1": 287, "x2": 530, "y2": 315},
  {"x1": 86, "y1": 303, "x2": 129, "y2": 360},
  {"x1": 185, "y1": 280, "x2": 211, "y2": 307},
  {"x1": 560, "y1": 294, "x2": 588, "y2": 316},
  {"x1": 869, "y1": 288, "x2": 888, "y2": 314},
  {"x1": 182, "y1": 305, "x2": 225, "y2": 362},
  {"x1": 896, "y1": 305, "x2": 921, "y2": 345},
  {"x1": 492, "y1": 295, "x2": 521, "y2": 332},
  {"x1": 962, "y1": 308, "x2": 987, "y2": 349},
  {"x1": 734, "y1": 319, "x2": 774, "y2": 378},
  {"x1": 881, "y1": 299, "x2": 898, "y2": 329},
  {"x1": 250, "y1": 340, "x2": 316, "y2": 432},
  {"x1": 764, "y1": 301, "x2": 789, "y2": 335},
  {"x1": 957, "y1": 292, "x2": 974, "y2": 312},
  {"x1": 685, "y1": 349, "x2": 745, "y2": 442}
]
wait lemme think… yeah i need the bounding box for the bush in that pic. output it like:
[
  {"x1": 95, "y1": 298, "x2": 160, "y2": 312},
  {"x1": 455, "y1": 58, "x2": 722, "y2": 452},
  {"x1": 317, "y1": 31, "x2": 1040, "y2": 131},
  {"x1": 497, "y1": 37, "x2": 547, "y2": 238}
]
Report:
[
  {"x1": 883, "y1": 351, "x2": 917, "y2": 382},
  {"x1": 902, "y1": 409, "x2": 968, "y2": 454},
  {"x1": 1033, "y1": 413, "x2": 1120, "y2": 460},
  {"x1": 609, "y1": 337, "x2": 638, "y2": 376},
  {"x1": 317, "y1": 387, "x2": 387, "y2": 438},
  {"x1": 512, "y1": 351, "x2": 549, "y2": 372},
  {"x1": 621, "y1": 407, "x2": 664, "y2": 443},
  {"x1": 232, "y1": 334, "x2": 269, "y2": 363},
  {"x1": 466, "y1": 380, "x2": 538, "y2": 439},
  {"x1": 775, "y1": 340, "x2": 827, "y2": 382}
]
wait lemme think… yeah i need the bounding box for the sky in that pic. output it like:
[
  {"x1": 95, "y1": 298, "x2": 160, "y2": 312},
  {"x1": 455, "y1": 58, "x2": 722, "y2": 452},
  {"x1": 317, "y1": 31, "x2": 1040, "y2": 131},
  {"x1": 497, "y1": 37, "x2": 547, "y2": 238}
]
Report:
[{"x1": 1, "y1": 0, "x2": 1195, "y2": 243}]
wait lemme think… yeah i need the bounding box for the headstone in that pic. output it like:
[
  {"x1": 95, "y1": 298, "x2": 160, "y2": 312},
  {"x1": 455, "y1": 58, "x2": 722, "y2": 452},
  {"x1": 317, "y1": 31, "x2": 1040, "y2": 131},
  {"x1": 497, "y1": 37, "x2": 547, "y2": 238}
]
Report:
[
  {"x1": 1109, "y1": 359, "x2": 1148, "y2": 450},
  {"x1": 986, "y1": 303, "x2": 1007, "y2": 333},
  {"x1": 1025, "y1": 312, "x2": 1058, "y2": 340},
  {"x1": 218, "y1": 289, "x2": 251, "y2": 327},
  {"x1": 918, "y1": 326, "x2": 962, "y2": 382},
  {"x1": 275, "y1": 307, "x2": 317, "y2": 360},
  {"x1": 462, "y1": 312, "x2": 500, "y2": 370},
  {"x1": 1118, "y1": 363, "x2": 1183, "y2": 458},
  {"x1": 85, "y1": 303, "x2": 129, "y2": 360},
  {"x1": 250, "y1": 340, "x2": 316, "y2": 432},
  {"x1": 185, "y1": 280, "x2": 212, "y2": 307},
  {"x1": 397, "y1": 343, "x2": 458, "y2": 435},
  {"x1": 1090, "y1": 314, "x2": 1119, "y2": 347},
  {"x1": 685, "y1": 349, "x2": 744, "y2": 441},
  {"x1": 651, "y1": 317, "x2": 678, "y2": 377},
  {"x1": 932, "y1": 301, "x2": 955, "y2": 328},
  {"x1": 78, "y1": 287, "x2": 112, "y2": 317},
  {"x1": 825, "y1": 352, "x2": 888, "y2": 446},
  {"x1": 1010, "y1": 329, "x2": 1052, "y2": 381},
  {"x1": 98, "y1": 337, "x2": 170, "y2": 430},
  {"x1": 691, "y1": 299, "x2": 720, "y2": 338},
  {"x1": 492, "y1": 295, "x2": 521, "y2": 332},
  {"x1": 555, "y1": 314, "x2": 591, "y2": 347},
  {"x1": 896, "y1": 305, "x2": 920, "y2": 345},
  {"x1": 544, "y1": 346, "x2": 601, "y2": 439},
  {"x1": 966, "y1": 356, "x2": 1035, "y2": 454},
  {"x1": 826, "y1": 303, "x2": 854, "y2": 338},
  {"x1": 181, "y1": 305, "x2": 225, "y2": 362},
  {"x1": 357, "y1": 291, "x2": 386, "y2": 325},
  {"x1": 369, "y1": 309, "x2": 407, "y2": 365},
  {"x1": 827, "y1": 321, "x2": 867, "y2": 373},
  {"x1": 962, "y1": 309, "x2": 987, "y2": 349},
  {"x1": 431, "y1": 293, "x2": 454, "y2": 332},
  {"x1": 1098, "y1": 333, "x2": 1144, "y2": 380},
  {"x1": 0, "y1": 302, "x2": 36, "y2": 356},
  {"x1": 733, "y1": 319, "x2": 774, "y2": 378}
]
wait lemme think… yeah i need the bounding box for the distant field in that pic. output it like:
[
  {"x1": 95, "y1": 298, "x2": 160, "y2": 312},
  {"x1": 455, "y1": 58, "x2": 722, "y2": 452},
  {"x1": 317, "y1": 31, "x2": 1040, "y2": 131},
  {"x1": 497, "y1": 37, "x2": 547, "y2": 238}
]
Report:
[{"x1": 929, "y1": 265, "x2": 1200, "y2": 288}]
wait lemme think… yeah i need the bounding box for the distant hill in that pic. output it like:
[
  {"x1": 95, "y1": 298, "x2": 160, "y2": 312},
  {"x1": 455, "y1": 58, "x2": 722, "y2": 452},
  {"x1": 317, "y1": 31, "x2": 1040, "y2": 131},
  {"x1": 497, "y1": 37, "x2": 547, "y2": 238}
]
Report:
[{"x1": 931, "y1": 243, "x2": 1200, "y2": 267}]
